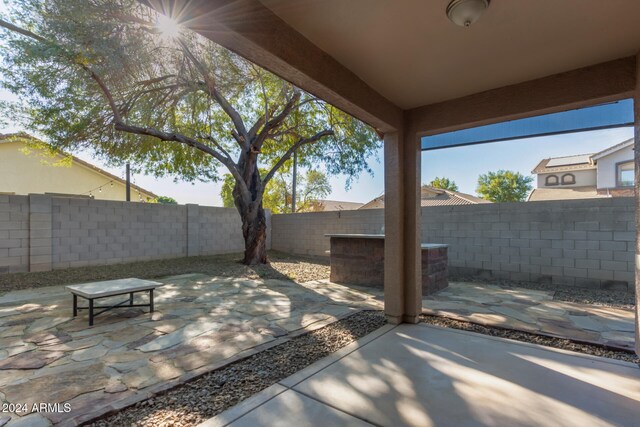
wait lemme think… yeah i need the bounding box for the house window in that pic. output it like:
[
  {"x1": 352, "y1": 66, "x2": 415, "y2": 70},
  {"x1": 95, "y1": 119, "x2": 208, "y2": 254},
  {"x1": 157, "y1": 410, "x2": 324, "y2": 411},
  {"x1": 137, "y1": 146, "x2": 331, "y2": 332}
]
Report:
[
  {"x1": 617, "y1": 161, "x2": 634, "y2": 187},
  {"x1": 545, "y1": 175, "x2": 559, "y2": 186},
  {"x1": 561, "y1": 174, "x2": 575, "y2": 185}
]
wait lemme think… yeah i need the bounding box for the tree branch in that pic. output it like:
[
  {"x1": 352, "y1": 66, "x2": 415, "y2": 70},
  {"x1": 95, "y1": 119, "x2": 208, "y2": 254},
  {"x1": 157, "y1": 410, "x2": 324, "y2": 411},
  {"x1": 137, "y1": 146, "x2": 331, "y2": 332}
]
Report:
[
  {"x1": 253, "y1": 88, "x2": 301, "y2": 150},
  {"x1": 113, "y1": 121, "x2": 250, "y2": 199},
  {"x1": 261, "y1": 129, "x2": 334, "y2": 188},
  {"x1": 178, "y1": 40, "x2": 249, "y2": 149}
]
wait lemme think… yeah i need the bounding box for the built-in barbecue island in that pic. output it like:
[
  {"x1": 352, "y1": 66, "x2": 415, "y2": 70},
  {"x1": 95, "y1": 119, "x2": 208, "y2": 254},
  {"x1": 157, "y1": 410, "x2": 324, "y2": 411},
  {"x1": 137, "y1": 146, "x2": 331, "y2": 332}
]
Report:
[{"x1": 325, "y1": 234, "x2": 449, "y2": 295}]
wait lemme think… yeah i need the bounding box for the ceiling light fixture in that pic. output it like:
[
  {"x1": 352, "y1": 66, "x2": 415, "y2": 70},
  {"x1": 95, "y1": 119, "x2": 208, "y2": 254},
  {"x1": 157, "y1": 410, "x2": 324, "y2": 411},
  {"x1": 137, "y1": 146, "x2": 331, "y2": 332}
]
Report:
[{"x1": 446, "y1": 0, "x2": 490, "y2": 28}]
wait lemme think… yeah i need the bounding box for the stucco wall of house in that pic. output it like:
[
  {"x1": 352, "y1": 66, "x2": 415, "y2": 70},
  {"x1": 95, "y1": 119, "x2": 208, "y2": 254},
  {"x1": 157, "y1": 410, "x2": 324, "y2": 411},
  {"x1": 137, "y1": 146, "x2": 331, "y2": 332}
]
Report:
[
  {"x1": 272, "y1": 198, "x2": 635, "y2": 291},
  {"x1": 0, "y1": 141, "x2": 155, "y2": 202},
  {"x1": 595, "y1": 145, "x2": 634, "y2": 189},
  {"x1": 537, "y1": 169, "x2": 596, "y2": 188},
  {"x1": 0, "y1": 195, "x2": 268, "y2": 273}
]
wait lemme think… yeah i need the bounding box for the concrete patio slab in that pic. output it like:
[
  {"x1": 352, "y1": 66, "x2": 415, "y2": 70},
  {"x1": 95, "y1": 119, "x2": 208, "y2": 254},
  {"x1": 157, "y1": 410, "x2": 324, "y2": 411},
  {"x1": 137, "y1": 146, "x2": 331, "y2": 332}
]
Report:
[
  {"x1": 226, "y1": 389, "x2": 374, "y2": 427},
  {"x1": 239, "y1": 324, "x2": 639, "y2": 427},
  {"x1": 198, "y1": 322, "x2": 640, "y2": 427}
]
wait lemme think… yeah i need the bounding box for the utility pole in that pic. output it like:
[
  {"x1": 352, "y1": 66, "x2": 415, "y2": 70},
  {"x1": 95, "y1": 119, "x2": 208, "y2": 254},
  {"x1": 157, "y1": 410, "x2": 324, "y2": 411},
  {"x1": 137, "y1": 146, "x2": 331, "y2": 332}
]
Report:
[
  {"x1": 292, "y1": 150, "x2": 297, "y2": 213},
  {"x1": 125, "y1": 163, "x2": 131, "y2": 202}
]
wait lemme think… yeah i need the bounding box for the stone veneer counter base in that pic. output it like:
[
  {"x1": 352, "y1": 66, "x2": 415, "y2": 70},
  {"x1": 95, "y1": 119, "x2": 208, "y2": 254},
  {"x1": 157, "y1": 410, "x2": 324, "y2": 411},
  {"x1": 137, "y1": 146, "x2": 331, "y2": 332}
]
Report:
[{"x1": 326, "y1": 234, "x2": 448, "y2": 295}]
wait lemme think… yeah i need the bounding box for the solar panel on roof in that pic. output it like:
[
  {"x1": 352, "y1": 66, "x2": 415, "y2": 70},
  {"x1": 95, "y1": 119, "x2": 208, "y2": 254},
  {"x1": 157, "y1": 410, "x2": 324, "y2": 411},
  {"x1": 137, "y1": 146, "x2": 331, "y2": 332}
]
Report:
[{"x1": 546, "y1": 154, "x2": 592, "y2": 167}]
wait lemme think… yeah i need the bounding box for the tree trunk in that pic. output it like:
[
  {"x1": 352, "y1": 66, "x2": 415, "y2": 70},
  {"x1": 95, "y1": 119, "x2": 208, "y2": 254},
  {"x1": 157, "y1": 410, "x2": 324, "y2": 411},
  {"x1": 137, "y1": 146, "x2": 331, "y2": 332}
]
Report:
[{"x1": 241, "y1": 204, "x2": 268, "y2": 265}]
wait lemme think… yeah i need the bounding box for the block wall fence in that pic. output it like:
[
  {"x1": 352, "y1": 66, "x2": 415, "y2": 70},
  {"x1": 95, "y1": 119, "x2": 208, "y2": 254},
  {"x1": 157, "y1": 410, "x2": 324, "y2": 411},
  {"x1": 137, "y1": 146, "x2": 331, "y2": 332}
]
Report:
[
  {"x1": 0, "y1": 194, "x2": 271, "y2": 273},
  {"x1": 1, "y1": 194, "x2": 635, "y2": 291},
  {"x1": 271, "y1": 198, "x2": 636, "y2": 291}
]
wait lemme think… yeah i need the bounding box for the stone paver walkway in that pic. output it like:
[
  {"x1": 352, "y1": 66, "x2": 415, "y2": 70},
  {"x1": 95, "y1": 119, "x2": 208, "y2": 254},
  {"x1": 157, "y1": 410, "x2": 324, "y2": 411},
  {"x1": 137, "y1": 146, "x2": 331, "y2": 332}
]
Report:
[
  {"x1": 423, "y1": 282, "x2": 635, "y2": 351},
  {"x1": 0, "y1": 275, "x2": 381, "y2": 426}
]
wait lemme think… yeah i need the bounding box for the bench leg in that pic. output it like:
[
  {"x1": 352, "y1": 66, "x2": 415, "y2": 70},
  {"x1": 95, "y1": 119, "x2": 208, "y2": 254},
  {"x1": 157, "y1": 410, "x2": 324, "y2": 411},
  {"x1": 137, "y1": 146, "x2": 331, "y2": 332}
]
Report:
[
  {"x1": 149, "y1": 289, "x2": 154, "y2": 313},
  {"x1": 73, "y1": 294, "x2": 77, "y2": 317},
  {"x1": 89, "y1": 298, "x2": 94, "y2": 326},
  {"x1": 129, "y1": 292, "x2": 134, "y2": 306}
]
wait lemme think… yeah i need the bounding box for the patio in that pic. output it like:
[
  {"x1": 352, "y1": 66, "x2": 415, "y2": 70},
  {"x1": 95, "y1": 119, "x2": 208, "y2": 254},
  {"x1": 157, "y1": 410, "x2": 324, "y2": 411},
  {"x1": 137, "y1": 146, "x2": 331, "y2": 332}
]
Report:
[
  {"x1": 200, "y1": 323, "x2": 640, "y2": 427},
  {"x1": 422, "y1": 283, "x2": 636, "y2": 351},
  {"x1": 0, "y1": 274, "x2": 381, "y2": 425},
  {"x1": 1, "y1": 270, "x2": 635, "y2": 425}
]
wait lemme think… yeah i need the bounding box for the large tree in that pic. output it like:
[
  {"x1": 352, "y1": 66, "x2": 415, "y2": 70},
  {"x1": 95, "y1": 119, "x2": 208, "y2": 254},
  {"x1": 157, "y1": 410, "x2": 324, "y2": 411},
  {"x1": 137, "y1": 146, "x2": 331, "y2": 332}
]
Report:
[
  {"x1": 428, "y1": 177, "x2": 458, "y2": 192},
  {"x1": 0, "y1": 0, "x2": 379, "y2": 264},
  {"x1": 476, "y1": 170, "x2": 533, "y2": 202}
]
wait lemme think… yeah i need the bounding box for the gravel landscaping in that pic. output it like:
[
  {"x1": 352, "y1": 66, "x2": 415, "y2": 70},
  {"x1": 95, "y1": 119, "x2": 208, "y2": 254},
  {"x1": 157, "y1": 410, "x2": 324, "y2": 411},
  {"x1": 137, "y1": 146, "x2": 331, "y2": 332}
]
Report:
[
  {"x1": 420, "y1": 314, "x2": 639, "y2": 365},
  {"x1": 0, "y1": 251, "x2": 330, "y2": 294},
  {"x1": 85, "y1": 310, "x2": 386, "y2": 427},
  {"x1": 452, "y1": 275, "x2": 635, "y2": 309},
  {"x1": 2, "y1": 251, "x2": 633, "y2": 310}
]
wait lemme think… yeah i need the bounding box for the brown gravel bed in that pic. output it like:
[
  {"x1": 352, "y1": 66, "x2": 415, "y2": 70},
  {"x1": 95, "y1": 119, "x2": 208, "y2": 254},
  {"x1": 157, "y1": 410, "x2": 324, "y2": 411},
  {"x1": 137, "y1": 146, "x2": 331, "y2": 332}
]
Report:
[
  {"x1": 85, "y1": 310, "x2": 386, "y2": 427},
  {"x1": 421, "y1": 314, "x2": 639, "y2": 365},
  {"x1": 0, "y1": 251, "x2": 330, "y2": 294},
  {"x1": 452, "y1": 275, "x2": 635, "y2": 309}
]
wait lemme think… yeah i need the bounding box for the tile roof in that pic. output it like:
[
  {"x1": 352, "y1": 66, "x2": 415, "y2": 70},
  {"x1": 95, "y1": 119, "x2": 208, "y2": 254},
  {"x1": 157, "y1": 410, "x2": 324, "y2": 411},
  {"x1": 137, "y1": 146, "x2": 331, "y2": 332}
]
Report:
[
  {"x1": 359, "y1": 186, "x2": 491, "y2": 209},
  {"x1": 527, "y1": 186, "x2": 606, "y2": 201},
  {"x1": 316, "y1": 200, "x2": 364, "y2": 211},
  {"x1": 532, "y1": 155, "x2": 596, "y2": 174}
]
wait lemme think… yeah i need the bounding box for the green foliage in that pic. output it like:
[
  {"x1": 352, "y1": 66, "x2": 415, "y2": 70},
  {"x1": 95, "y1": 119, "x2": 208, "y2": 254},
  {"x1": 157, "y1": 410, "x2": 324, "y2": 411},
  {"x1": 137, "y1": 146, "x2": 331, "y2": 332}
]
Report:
[
  {"x1": 221, "y1": 168, "x2": 331, "y2": 214},
  {"x1": 429, "y1": 177, "x2": 458, "y2": 191},
  {"x1": 155, "y1": 195, "x2": 177, "y2": 204},
  {"x1": 476, "y1": 170, "x2": 533, "y2": 202},
  {"x1": 0, "y1": 0, "x2": 380, "y2": 186}
]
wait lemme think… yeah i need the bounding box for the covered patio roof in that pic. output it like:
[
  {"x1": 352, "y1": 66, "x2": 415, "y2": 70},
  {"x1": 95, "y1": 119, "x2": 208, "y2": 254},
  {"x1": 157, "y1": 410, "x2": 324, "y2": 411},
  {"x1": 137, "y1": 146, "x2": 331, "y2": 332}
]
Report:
[{"x1": 147, "y1": 0, "x2": 640, "y2": 354}]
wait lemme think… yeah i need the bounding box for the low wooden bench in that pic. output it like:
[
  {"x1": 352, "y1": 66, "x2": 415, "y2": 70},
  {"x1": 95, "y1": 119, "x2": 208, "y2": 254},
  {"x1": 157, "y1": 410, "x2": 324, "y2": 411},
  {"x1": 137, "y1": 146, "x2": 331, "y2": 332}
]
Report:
[{"x1": 66, "y1": 278, "x2": 163, "y2": 326}]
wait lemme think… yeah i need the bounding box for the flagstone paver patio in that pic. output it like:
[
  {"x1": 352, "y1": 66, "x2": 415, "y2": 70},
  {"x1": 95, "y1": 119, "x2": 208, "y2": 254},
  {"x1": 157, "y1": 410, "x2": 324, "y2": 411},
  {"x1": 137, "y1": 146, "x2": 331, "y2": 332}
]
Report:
[
  {"x1": 423, "y1": 282, "x2": 636, "y2": 351},
  {"x1": 0, "y1": 275, "x2": 381, "y2": 426}
]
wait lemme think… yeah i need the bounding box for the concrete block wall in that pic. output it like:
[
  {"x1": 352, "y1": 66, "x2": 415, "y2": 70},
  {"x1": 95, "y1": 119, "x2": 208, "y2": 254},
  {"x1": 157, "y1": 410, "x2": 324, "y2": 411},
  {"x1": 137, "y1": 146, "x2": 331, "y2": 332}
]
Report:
[
  {"x1": 51, "y1": 198, "x2": 188, "y2": 268},
  {"x1": 271, "y1": 209, "x2": 384, "y2": 256},
  {"x1": 422, "y1": 198, "x2": 635, "y2": 290},
  {"x1": 271, "y1": 198, "x2": 636, "y2": 291},
  {"x1": 198, "y1": 206, "x2": 246, "y2": 255},
  {"x1": 0, "y1": 195, "x2": 30, "y2": 273},
  {"x1": 0, "y1": 195, "x2": 266, "y2": 273}
]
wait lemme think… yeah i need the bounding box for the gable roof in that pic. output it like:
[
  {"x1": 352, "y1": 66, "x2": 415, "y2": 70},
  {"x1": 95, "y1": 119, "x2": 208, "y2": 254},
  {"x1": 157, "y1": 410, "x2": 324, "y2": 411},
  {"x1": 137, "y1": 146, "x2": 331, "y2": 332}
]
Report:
[
  {"x1": 0, "y1": 133, "x2": 158, "y2": 199},
  {"x1": 590, "y1": 138, "x2": 634, "y2": 161},
  {"x1": 531, "y1": 153, "x2": 596, "y2": 174},
  {"x1": 527, "y1": 186, "x2": 606, "y2": 201},
  {"x1": 315, "y1": 200, "x2": 364, "y2": 211},
  {"x1": 532, "y1": 138, "x2": 635, "y2": 175},
  {"x1": 359, "y1": 185, "x2": 491, "y2": 209}
]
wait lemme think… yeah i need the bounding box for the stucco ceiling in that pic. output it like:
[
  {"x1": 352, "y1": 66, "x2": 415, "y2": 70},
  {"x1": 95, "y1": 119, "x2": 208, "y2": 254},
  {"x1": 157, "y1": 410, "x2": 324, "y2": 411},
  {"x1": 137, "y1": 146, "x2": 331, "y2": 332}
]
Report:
[{"x1": 258, "y1": 0, "x2": 640, "y2": 109}]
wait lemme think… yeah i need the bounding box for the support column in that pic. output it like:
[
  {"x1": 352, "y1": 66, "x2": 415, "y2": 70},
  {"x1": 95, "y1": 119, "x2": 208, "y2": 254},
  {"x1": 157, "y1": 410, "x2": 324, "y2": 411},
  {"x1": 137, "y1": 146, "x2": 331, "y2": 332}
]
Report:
[
  {"x1": 383, "y1": 128, "x2": 422, "y2": 324},
  {"x1": 634, "y1": 53, "x2": 640, "y2": 355}
]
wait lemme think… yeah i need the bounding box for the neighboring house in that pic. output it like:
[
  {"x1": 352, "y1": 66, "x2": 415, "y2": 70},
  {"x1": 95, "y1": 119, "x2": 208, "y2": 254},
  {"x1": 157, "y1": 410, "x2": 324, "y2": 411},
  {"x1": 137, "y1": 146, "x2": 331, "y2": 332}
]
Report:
[
  {"x1": 528, "y1": 138, "x2": 634, "y2": 201},
  {"x1": 359, "y1": 185, "x2": 492, "y2": 209},
  {"x1": 310, "y1": 200, "x2": 364, "y2": 211},
  {"x1": 0, "y1": 133, "x2": 157, "y2": 202}
]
